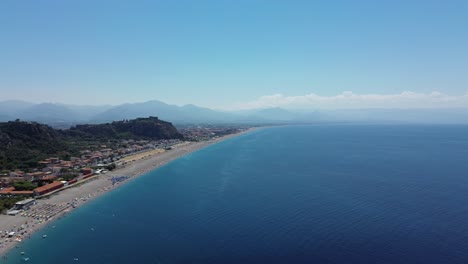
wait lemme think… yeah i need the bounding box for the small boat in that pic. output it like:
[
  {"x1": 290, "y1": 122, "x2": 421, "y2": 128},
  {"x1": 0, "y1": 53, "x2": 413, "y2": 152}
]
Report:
[
  {"x1": 20, "y1": 252, "x2": 25, "y2": 255},
  {"x1": 42, "y1": 235, "x2": 47, "y2": 238}
]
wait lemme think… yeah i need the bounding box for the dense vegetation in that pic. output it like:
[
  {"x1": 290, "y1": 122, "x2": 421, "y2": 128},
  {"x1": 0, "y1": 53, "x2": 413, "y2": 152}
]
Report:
[
  {"x1": 0, "y1": 196, "x2": 25, "y2": 212},
  {"x1": 69, "y1": 116, "x2": 183, "y2": 140},
  {"x1": 60, "y1": 173, "x2": 78, "y2": 181},
  {"x1": 106, "y1": 163, "x2": 117, "y2": 171},
  {"x1": 12, "y1": 180, "x2": 38, "y2": 191},
  {"x1": 0, "y1": 117, "x2": 183, "y2": 170},
  {"x1": 0, "y1": 120, "x2": 70, "y2": 170}
]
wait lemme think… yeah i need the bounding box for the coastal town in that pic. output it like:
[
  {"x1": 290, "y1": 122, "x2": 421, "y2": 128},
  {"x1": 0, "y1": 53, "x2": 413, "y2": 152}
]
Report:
[
  {"x1": 0, "y1": 125, "x2": 251, "y2": 257},
  {"x1": 0, "y1": 125, "x2": 248, "y2": 198},
  {"x1": 1, "y1": 138, "x2": 182, "y2": 198}
]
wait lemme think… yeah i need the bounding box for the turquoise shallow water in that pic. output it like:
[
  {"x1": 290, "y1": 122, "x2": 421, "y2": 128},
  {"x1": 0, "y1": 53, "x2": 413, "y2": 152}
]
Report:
[{"x1": 3, "y1": 124, "x2": 468, "y2": 263}]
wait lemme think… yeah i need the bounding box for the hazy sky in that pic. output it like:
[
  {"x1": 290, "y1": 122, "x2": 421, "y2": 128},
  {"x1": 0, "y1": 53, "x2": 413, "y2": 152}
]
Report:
[{"x1": 1, "y1": 0, "x2": 467, "y2": 109}]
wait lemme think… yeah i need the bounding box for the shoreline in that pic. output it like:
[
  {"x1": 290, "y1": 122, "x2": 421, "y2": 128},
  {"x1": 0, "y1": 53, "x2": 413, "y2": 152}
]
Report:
[{"x1": 0, "y1": 128, "x2": 257, "y2": 258}]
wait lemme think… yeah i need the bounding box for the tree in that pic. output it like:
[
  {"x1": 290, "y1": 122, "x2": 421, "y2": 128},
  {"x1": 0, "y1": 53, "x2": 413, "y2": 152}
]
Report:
[
  {"x1": 106, "y1": 163, "x2": 117, "y2": 171},
  {"x1": 60, "y1": 168, "x2": 70, "y2": 173},
  {"x1": 0, "y1": 197, "x2": 24, "y2": 212},
  {"x1": 12, "y1": 180, "x2": 37, "y2": 191},
  {"x1": 61, "y1": 173, "x2": 77, "y2": 181}
]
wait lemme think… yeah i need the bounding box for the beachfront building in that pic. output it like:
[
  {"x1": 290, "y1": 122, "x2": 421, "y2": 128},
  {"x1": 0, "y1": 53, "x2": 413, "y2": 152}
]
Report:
[
  {"x1": 6, "y1": 198, "x2": 36, "y2": 215},
  {"x1": 81, "y1": 168, "x2": 93, "y2": 175},
  {"x1": 33, "y1": 181, "x2": 64, "y2": 196},
  {"x1": 0, "y1": 187, "x2": 34, "y2": 197}
]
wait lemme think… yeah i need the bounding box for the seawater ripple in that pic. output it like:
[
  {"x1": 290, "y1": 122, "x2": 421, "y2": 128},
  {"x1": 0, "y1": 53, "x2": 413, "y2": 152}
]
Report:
[{"x1": 4, "y1": 124, "x2": 468, "y2": 264}]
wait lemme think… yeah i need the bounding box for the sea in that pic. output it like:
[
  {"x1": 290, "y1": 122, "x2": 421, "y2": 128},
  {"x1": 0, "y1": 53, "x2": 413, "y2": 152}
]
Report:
[{"x1": 3, "y1": 124, "x2": 468, "y2": 264}]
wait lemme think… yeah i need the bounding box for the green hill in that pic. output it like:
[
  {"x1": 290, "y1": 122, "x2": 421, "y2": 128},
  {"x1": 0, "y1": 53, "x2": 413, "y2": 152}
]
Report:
[
  {"x1": 69, "y1": 116, "x2": 183, "y2": 140},
  {"x1": 0, "y1": 117, "x2": 183, "y2": 170},
  {"x1": 0, "y1": 120, "x2": 68, "y2": 170}
]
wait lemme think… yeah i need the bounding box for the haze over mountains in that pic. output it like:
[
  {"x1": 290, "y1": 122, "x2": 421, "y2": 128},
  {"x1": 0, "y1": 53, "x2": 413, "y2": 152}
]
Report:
[{"x1": 1, "y1": 99, "x2": 468, "y2": 127}]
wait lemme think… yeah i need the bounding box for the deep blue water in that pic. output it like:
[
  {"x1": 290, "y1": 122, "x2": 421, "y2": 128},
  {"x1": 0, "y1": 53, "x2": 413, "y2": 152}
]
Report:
[{"x1": 4, "y1": 124, "x2": 468, "y2": 264}]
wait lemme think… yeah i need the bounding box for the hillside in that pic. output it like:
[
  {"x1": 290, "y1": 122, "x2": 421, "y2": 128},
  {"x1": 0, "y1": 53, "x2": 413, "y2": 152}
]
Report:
[
  {"x1": 0, "y1": 120, "x2": 68, "y2": 170},
  {"x1": 69, "y1": 116, "x2": 183, "y2": 140},
  {"x1": 0, "y1": 117, "x2": 183, "y2": 170}
]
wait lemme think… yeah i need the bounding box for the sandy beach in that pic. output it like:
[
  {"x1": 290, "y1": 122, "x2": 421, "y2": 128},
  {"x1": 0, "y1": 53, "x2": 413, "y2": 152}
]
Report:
[{"x1": 0, "y1": 128, "x2": 255, "y2": 257}]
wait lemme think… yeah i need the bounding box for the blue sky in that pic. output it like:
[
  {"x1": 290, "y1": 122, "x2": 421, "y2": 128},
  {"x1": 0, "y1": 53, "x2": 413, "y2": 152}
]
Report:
[{"x1": 1, "y1": 0, "x2": 467, "y2": 109}]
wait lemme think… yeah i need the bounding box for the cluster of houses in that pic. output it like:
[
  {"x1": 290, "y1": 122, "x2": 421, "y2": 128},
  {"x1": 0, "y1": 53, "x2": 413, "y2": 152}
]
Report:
[
  {"x1": 0, "y1": 167, "x2": 94, "y2": 197},
  {"x1": 0, "y1": 126, "x2": 243, "y2": 199},
  {"x1": 179, "y1": 126, "x2": 246, "y2": 141},
  {"x1": 0, "y1": 138, "x2": 182, "y2": 197}
]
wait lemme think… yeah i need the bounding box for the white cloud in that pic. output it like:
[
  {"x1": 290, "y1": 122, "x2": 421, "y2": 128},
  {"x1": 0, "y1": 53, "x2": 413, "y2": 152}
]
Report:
[{"x1": 228, "y1": 91, "x2": 468, "y2": 110}]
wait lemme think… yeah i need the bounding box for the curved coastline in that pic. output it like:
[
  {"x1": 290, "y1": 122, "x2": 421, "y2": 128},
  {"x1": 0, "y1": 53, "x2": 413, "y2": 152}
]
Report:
[{"x1": 0, "y1": 128, "x2": 257, "y2": 258}]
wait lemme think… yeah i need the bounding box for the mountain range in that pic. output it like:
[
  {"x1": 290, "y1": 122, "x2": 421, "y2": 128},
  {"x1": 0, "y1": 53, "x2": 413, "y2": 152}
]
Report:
[{"x1": 1, "y1": 99, "x2": 468, "y2": 127}]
